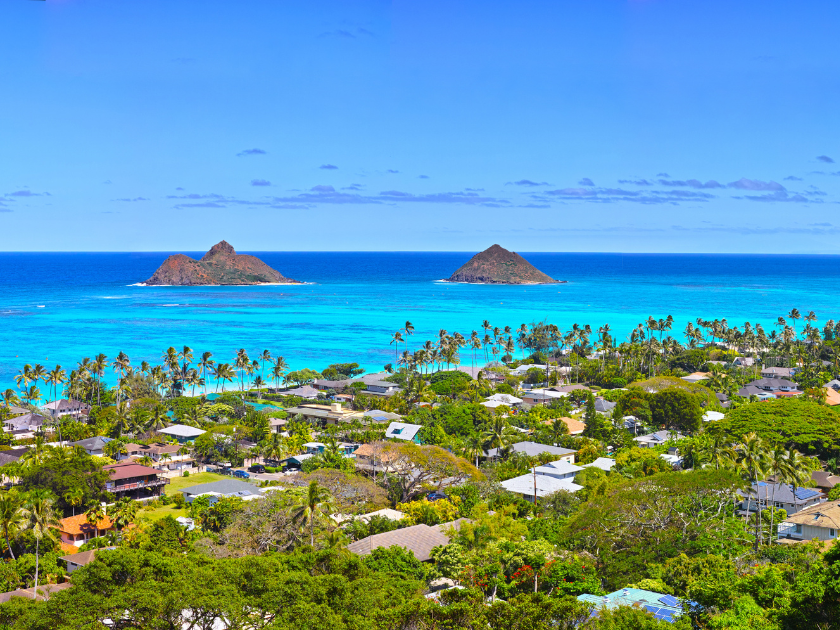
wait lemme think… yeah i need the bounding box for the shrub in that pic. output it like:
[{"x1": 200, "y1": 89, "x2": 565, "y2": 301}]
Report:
[{"x1": 182, "y1": 470, "x2": 190, "y2": 477}]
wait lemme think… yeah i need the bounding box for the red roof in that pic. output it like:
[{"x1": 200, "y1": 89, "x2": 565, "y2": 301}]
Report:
[{"x1": 103, "y1": 462, "x2": 161, "y2": 480}]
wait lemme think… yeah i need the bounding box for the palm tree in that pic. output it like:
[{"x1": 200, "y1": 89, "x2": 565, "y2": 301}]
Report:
[
  {"x1": 390, "y1": 332, "x2": 404, "y2": 364},
  {"x1": 289, "y1": 480, "x2": 337, "y2": 547},
  {"x1": 198, "y1": 352, "x2": 215, "y2": 396},
  {"x1": 259, "y1": 350, "x2": 272, "y2": 384},
  {"x1": 0, "y1": 492, "x2": 24, "y2": 559},
  {"x1": 216, "y1": 363, "x2": 235, "y2": 393},
  {"x1": 271, "y1": 357, "x2": 288, "y2": 392},
  {"x1": 20, "y1": 490, "x2": 60, "y2": 599},
  {"x1": 404, "y1": 321, "x2": 415, "y2": 337},
  {"x1": 147, "y1": 405, "x2": 168, "y2": 434},
  {"x1": 234, "y1": 349, "x2": 251, "y2": 393},
  {"x1": 44, "y1": 365, "x2": 67, "y2": 408},
  {"x1": 736, "y1": 433, "x2": 770, "y2": 551},
  {"x1": 63, "y1": 487, "x2": 85, "y2": 517},
  {"x1": 1, "y1": 390, "x2": 19, "y2": 413},
  {"x1": 91, "y1": 354, "x2": 107, "y2": 406},
  {"x1": 464, "y1": 433, "x2": 485, "y2": 468},
  {"x1": 111, "y1": 497, "x2": 138, "y2": 537},
  {"x1": 14, "y1": 365, "x2": 33, "y2": 398},
  {"x1": 84, "y1": 501, "x2": 106, "y2": 540}
]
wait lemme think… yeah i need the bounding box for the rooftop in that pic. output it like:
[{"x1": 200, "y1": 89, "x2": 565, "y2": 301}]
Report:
[
  {"x1": 59, "y1": 513, "x2": 114, "y2": 536},
  {"x1": 158, "y1": 424, "x2": 206, "y2": 438},
  {"x1": 103, "y1": 462, "x2": 162, "y2": 480},
  {"x1": 179, "y1": 479, "x2": 263, "y2": 497},
  {"x1": 501, "y1": 473, "x2": 582, "y2": 497},
  {"x1": 347, "y1": 522, "x2": 454, "y2": 562},
  {"x1": 487, "y1": 440, "x2": 576, "y2": 458}
]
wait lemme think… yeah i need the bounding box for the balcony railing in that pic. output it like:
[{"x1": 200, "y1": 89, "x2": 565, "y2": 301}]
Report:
[
  {"x1": 107, "y1": 478, "x2": 170, "y2": 492},
  {"x1": 777, "y1": 523, "x2": 801, "y2": 539}
]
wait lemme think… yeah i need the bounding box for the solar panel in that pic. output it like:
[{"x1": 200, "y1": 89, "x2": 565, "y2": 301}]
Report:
[
  {"x1": 659, "y1": 595, "x2": 679, "y2": 607},
  {"x1": 655, "y1": 611, "x2": 675, "y2": 622},
  {"x1": 795, "y1": 487, "x2": 819, "y2": 500},
  {"x1": 643, "y1": 605, "x2": 659, "y2": 614}
]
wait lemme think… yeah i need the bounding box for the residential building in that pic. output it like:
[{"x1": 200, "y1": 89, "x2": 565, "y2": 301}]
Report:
[
  {"x1": 353, "y1": 442, "x2": 399, "y2": 474},
  {"x1": 2, "y1": 413, "x2": 45, "y2": 435},
  {"x1": 521, "y1": 392, "x2": 556, "y2": 406},
  {"x1": 118, "y1": 442, "x2": 194, "y2": 473},
  {"x1": 41, "y1": 399, "x2": 91, "y2": 420},
  {"x1": 70, "y1": 436, "x2": 112, "y2": 456},
  {"x1": 578, "y1": 588, "x2": 683, "y2": 623},
  {"x1": 681, "y1": 372, "x2": 709, "y2": 384},
  {"x1": 827, "y1": 379, "x2": 840, "y2": 391},
  {"x1": 3, "y1": 406, "x2": 28, "y2": 417},
  {"x1": 736, "y1": 385, "x2": 776, "y2": 400},
  {"x1": 103, "y1": 462, "x2": 169, "y2": 499},
  {"x1": 594, "y1": 397, "x2": 616, "y2": 414},
  {"x1": 500, "y1": 472, "x2": 582, "y2": 501},
  {"x1": 702, "y1": 411, "x2": 725, "y2": 422},
  {"x1": 746, "y1": 378, "x2": 799, "y2": 393},
  {"x1": 812, "y1": 471, "x2": 840, "y2": 492},
  {"x1": 548, "y1": 384, "x2": 591, "y2": 395},
  {"x1": 58, "y1": 513, "x2": 116, "y2": 549},
  {"x1": 0, "y1": 447, "x2": 30, "y2": 467},
  {"x1": 179, "y1": 479, "x2": 264, "y2": 504},
  {"x1": 487, "y1": 441, "x2": 576, "y2": 463},
  {"x1": 634, "y1": 430, "x2": 684, "y2": 448},
  {"x1": 732, "y1": 357, "x2": 756, "y2": 368},
  {"x1": 347, "y1": 520, "x2": 466, "y2": 562},
  {"x1": 157, "y1": 424, "x2": 206, "y2": 443},
  {"x1": 543, "y1": 416, "x2": 584, "y2": 435},
  {"x1": 825, "y1": 388, "x2": 840, "y2": 407},
  {"x1": 484, "y1": 393, "x2": 523, "y2": 405},
  {"x1": 762, "y1": 366, "x2": 795, "y2": 379},
  {"x1": 533, "y1": 459, "x2": 584, "y2": 481},
  {"x1": 385, "y1": 422, "x2": 423, "y2": 443},
  {"x1": 581, "y1": 457, "x2": 616, "y2": 472},
  {"x1": 778, "y1": 500, "x2": 840, "y2": 542},
  {"x1": 302, "y1": 441, "x2": 359, "y2": 456},
  {"x1": 364, "y1": 380, "x2": 402, "y2": 397},
  {"x1": 282, "y1": 403, "x2": 364, "y2": 426},
  {"x1": 360, "y1": 409, "x2": 403, "y2": 423},
  {"x1": 60, "y1": 548, "x2": 111, "y2": 575},
  {"x1": 739, "y1": 482, "x2": 824, "y2": 515},
  {"x1": 281, "y1": 385, "x2": 320, "y2": 399}
]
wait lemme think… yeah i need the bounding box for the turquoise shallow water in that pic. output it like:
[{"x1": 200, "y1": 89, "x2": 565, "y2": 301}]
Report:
[{"x1": 0, "y1": 252, "x2": 838, "y2": 390}]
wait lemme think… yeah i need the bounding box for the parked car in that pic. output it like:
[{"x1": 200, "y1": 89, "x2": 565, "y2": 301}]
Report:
[
  {"x1": 427, "y1": 491, "x2": 448, "y2": 502},
  {"x1": 233, "y1": 470, "x2": 250, "y2": 479},
  {"x1": 248, "y1": 464, "x2": 266, "y2": 474}
]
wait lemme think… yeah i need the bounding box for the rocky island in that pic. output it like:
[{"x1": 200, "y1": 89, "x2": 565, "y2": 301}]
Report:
[
  {"x1": 445, "y1": 244, "x2": 562, "y2": 284},
  {"x1": 144, "y1": 241, "x2": 300, "y2": 285}
]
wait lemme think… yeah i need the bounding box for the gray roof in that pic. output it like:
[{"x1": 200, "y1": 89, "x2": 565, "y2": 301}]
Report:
[
  {"x1": 70, "y1": 436, "x2": 112, "y2": 451},
  {"x1": 487, "y1": 441, "x2": 576, "y2": 458},
  {"x1": 362, "y1": 410, "x2": 402, "y2": 422},
  {"x1": 634, "y1": 430, "x2": 683, "y2": 444},
  {"x1": 283, "y1": 385, "x2": 320, "y2": 398},
  {"x1": 738, "y1": 385, "x2": 770, "y2": 397},
  {"x1": 347, "y1": 521, "x2": 461, "y2": 562},
  {"x1": 748, "y1": 378, "x2": 798, "y2": 389},
  {"x1": 0, "y1": 448, "x2": 30, "y2": 466},
  {"x1": 741, "y1": 482, "x2": 823, "y2": 505},
  {"x1": 594, "y1": 398, "x2": 616, "y2": 413},
  {"x1": 386, "y1": 422, "x2": 423, "y2": 441},
  {"x1": 179, "y1": 479, "x2": 263, "y2": 497}
]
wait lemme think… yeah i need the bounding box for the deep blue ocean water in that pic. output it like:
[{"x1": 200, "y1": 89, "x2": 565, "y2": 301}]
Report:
[{"x1": 1, "y1": 252, "x2": 839, "y2": 390}]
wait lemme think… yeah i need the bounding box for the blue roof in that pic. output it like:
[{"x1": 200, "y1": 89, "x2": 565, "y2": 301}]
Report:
[{"x1": 578, "y1": 588, "x2": 682, "y2": 623}]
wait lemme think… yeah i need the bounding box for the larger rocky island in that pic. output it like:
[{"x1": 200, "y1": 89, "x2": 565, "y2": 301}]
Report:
[
  {"x1": 445, "y1": 244, "x2": 562, "y2": 284},
  {"x1": 144, "y1": 241, "x2": 300, "y2": 285}
]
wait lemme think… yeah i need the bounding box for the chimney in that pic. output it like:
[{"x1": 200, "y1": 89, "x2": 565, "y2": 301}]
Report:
[{"x1": 331, "y1": 403, "x2": 342, "y2": 412}]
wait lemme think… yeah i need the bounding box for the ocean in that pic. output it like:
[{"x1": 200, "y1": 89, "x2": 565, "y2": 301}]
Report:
[{"x1": 1, "y1": 251, "x2": 838, "y2": 390}]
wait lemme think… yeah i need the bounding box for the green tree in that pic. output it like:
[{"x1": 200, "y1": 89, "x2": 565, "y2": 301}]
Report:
[
  {"x1": 288, "y1": 480, "x2": 338, "y2": 547},
  {"x1": 19, "y1": 490, "x2": 60, "y2": 599}
]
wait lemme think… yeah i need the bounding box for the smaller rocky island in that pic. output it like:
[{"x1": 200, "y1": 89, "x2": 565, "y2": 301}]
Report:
[
  {"x1": 144, "y1": 241, "x2": 300, "y2": 286},
  {"x1": 445, "y1": 244, "x2": 562, "y2": 284}
]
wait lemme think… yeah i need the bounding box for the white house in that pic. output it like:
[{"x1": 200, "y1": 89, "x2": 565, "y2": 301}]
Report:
[
  {"x1": 385, "y1": 422, "x2": 423, "y2": 443},
  {"x1": 533, "y1": 460, "x2": 584, "y2": 481},
  {"x1": 158, "y1": 424, "x2": 207, "y2": 443},
  {"x1": 634, "y1": 430, "x2": 683, "y2": 448},
  {"x1": 778, "y1": 500, "x2": 840, "y2": 542},
  {"x1": 501, "y1": 473, "x2": 582, "y2": 501}
]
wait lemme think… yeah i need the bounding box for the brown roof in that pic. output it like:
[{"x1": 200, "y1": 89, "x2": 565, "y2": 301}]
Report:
[
  {"x1": 783, "y1": 500, "x2": 840, "y2": 527},
  {"x1": 0, "y1": 583, "x2": 72, "y2": 604},
  {"x1": 825, "y1": 388, "x2": 840, "y2": 406},
  {"x1": 347, "y1": 523, "x2": 451, "y2": 562},
  {"x1": 354, "y1": 443, "x2": 400, "y2": 462},
  {"x1": 58, "y1": 514, "x2": 115, "y2": 536},
  {"x1": 59, "y1": 548, "x2": 98, "y2": 566},
  {"x1": 124, "y1": 443, "x2": 182, "y2": 455},
  {"x1": 812, "y1": 471, "x2": 840, "y2": 489},
  {"x1": 103, "y1": 462, "x2": 162, "y2": 480},
  {"x1": 549, "y1": 384, "x2": 591, "y2": 393},
  {"x1": 545, "y1": 417, "x2": 586, "y2": 435}
]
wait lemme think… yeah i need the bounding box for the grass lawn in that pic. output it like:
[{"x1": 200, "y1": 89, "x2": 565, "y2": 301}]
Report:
[
  {"x1": 164, "y1": 472, "x2": 228, "y2": 496},
  {"x1": 138, "y1": 504, "x2": 188, "y2": 522}
]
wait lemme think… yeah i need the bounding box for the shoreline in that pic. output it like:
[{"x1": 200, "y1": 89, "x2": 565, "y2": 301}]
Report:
[{"x1": 129, "y1": 282, "x2": 312, "y2": 287}]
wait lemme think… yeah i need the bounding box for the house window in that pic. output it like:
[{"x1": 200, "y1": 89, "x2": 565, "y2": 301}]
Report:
[
  {"x1": 794, "y1": 524, "x2": 802, "y2": 534},
  {"x1": 831, "y1": 529, "x2": 836, "y2": 538}
]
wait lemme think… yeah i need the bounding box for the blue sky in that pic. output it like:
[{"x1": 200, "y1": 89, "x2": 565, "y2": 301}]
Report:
[{"x1": 1, "y1": 0, "x2": 839, "y2": 253}]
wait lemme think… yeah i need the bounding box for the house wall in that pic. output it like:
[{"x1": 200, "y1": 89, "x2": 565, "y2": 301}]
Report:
[{"x1": 782, "y1": 523, "x2": 839, "y2": 541}]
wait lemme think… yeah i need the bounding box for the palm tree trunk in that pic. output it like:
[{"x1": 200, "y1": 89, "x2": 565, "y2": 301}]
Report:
[
  {"x1": 5, "y1": 530, "x2": 14, "y2": 560},
  {"x1": 33, "y1": 538, "x2": 39, "y2": 599}
]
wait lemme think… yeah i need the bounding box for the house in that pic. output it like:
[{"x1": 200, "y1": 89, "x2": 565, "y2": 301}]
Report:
[
  {"x1": 634, "y1": 430, "x2": 683, "y2": 448},
  {"x1": 500, "y1": 472, "x2": 582, "y2": 501},
  {"x1": 41, "y1": 399, "x2": 91, "y2": 420},
  {"x1": 179, "y1": 479, "x2": 264, "y2": 504},
  {"x1": 59, "y1": 547, "x2": 112, "y2": 575},
  {"x1": 3, "y1": 406, "x2": 28, "y2": 417},
  {"x1": 549, "y1": 384, "x2": 592, "y2": 395},
  {"x1": 622, "y1": 416, "x2": 645, "y2": 434},
  {"x1": 702, "y1": 411, "x2": 725, "y2": 422},
  {"x1": 762, "y1": 366, "x2": 795, "y2": 379},
  {"x1": 2, "y1": 413, "x2": 45, "y2": 435},
  {"x1": 157, "y1": 424, "x2": 206, "y2": 444},
  {"x1": 278, "y1": 453, "x2": 315, "y2": 470},
  {"x1": 364, "y1": 380, "x2": 402, "y2": 397},
  {"x1": 302, "y1": 441, "x2": 359, "y2": 456},
  {"x1": 58, "y1": 513, "x2": 116, "y2": 549},
  {"x1": 778, "y1": 500, "x2": 840, "y2": 543},
  {"x1": 746, "y1": 378, "x2": 799, "y2": 393},
  {"x1": 118, "y1": 443, "x2": 193, "y2": 473},
  {"x1": 532, "y1": 459, "x2": 584, "y2": 481},
  {"x1": 681, "y1": 372, "x2": 709, "y2": 384},
  {"x1": 353, "y1": 442, "x2": 400, "y2": 474},
  {"x1": 70, "y1": 436, "x2": 112, "y2": 456},
  {"x1": 0, "y1": 447, "x2": 30, "y2": 467},
  {"x1": 737, "y1": 385, "x2": 776, "y2": 401},
  {"x1": 811, "y1": 471, "x2": 840, "y2": 492},
  {"x1": 0, "y1": 583, "x2": 72, "y2": 604},
  {"x1": 827, "y1": 379, "x2": 840, "y2": 391},
  {"x1": 581, "y1": 457, "x2": 616, "y2": 472},
  {"x1": 360, "y1": 410, "x2": 403, "y2": 423},
  {"x1": 825, "y1": 388, "x2": 840, "y2": 407},
  {"x1": 594, "y1": 397, "x2": 616, "y2": 414},
  {"x1": 282, "y1": 403, "x2": 363, "y2": 426},
  {"x1": 544, "y1": 416, "x2": 585, "y2": 436},
  {"x1": 739, "y1": 482, "x2": 824, "y2": 515},
  {"x1": 660, "y1": 447, "x2": 683, "y2": 468},
  {"x1": 347, "y1": 520, "x2": 466, "y2": 562},
  {"x1": 520, "y1": 392, "x2": 556, "y2": 406},
  {"x1": 312, "y1": 372, "x2": 392, "y2": 392},
  {"x1": 282, "y1": 385, "x2": 320, "y2": 399},
  {"x1": 487, "y1": 441, "x2": 576, "y2": 463},
  {"x1": 484, "y1": 393, "x2": 523, "y2": 406},
  {"x1": 732, "y1": 357, "x2": 756, "y2": 368},
  {"x1": 385, "y1": 422, "x2": 423, "y2": 443},
  {"x1": 103, "y1": 462, "x2": 169, "y2": 499},
  {"x1": 578, "y1": 588, "x2": 683, "y2": 623}
]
